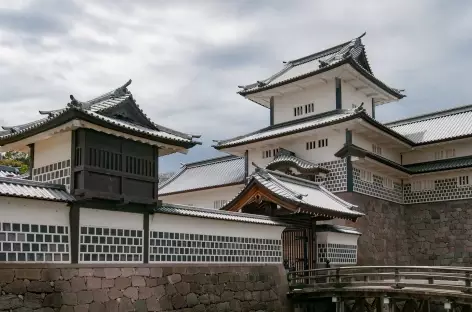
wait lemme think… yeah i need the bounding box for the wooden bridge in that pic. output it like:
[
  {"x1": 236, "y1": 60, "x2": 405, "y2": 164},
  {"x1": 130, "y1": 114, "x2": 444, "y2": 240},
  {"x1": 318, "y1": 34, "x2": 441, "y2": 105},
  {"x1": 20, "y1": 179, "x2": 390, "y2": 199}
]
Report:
[{"x1": 287, "y1": 266, "x2": 472, "y2": 312}]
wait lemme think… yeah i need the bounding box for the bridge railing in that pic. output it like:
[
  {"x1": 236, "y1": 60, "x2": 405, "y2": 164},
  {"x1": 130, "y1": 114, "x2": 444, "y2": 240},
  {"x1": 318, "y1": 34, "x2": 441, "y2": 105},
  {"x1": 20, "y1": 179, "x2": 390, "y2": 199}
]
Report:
[{"x1": 287, "y1": 266, "x2": 472, "y2": 293}]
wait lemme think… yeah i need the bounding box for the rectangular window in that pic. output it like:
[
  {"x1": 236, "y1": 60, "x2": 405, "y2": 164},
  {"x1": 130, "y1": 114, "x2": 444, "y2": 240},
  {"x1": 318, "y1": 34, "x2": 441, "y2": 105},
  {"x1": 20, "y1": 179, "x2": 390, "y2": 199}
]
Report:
[
  {"x1": 318, "y1": 138, "x2": 328, "y2": 148},
  {"x1": 262, "y1": 148, "x2": 279, "y2": 159},
  {"x1": 306, "y1": 141, "x2": 316, "y2": 150},
  {"x1": 435, "y1": 148, "x2": 455, "y2": 160},
  {"x1": 304, "y1": 103, "x2": 314, "y2": 114},
  {"x1": 383, "y1": 177, "x2": 394, "y2": 189},
  {"x1": 458, "y1": 175, "x2": 470, "y2": 187},
  {"x1": 411, "y1": 180, "x2": 435, "y2": 192},
  {"x1": 372, "y1": 144, "x2": 382, "y2": 155},
  {"x1": 294, "y1": 106, "x2": 303, "y2": 116},
  {"x1": 213, "y1": 200, "x2": 228, "y2": 209},
  {"x1": 360, "y1": 169, "x2": 372, "y2": 183}
]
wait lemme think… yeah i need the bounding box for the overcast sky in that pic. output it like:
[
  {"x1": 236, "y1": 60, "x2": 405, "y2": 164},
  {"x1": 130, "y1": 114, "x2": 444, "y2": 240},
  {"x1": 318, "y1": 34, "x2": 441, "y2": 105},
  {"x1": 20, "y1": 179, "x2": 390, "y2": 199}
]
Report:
[{"x1": 0, "y1": 0, "x2": 471, "y2": 173}]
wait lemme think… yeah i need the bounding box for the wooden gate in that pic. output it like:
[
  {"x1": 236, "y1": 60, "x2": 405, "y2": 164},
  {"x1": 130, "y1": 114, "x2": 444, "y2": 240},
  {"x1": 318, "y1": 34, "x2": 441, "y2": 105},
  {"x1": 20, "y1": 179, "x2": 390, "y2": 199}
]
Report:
[{"x1": 282, "y1": 228, "x2": 316, "y2": 272}]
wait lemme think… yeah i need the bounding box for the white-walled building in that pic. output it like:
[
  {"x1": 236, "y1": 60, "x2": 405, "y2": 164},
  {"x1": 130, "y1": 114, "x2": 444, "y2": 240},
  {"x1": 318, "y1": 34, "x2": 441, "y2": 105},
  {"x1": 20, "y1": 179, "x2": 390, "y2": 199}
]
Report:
[{"x1": 159, "y1": 33, "x2": 472, "y2": 266}]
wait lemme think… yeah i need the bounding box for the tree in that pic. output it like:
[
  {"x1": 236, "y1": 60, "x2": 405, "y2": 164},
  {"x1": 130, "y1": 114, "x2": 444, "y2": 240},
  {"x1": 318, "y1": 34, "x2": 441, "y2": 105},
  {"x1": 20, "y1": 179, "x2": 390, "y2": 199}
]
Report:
[{"x1": 0, "y1": 151, "x2": 30, "y2": 174}]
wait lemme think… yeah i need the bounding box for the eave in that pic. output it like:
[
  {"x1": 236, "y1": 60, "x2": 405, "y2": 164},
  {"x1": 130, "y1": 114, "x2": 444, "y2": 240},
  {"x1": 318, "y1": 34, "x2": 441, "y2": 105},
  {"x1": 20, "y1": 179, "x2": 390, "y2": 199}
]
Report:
[
  {"x1": 0, "y1": 108, "x2": 199, "y2": 150},
  {"x1": 159, "y1": 181, "x2": 244, "y2": 197}
]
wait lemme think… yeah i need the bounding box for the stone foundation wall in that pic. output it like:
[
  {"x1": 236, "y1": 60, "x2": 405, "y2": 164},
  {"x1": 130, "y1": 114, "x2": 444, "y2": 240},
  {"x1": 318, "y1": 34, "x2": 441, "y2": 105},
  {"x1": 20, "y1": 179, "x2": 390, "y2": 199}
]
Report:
[
  {"x1": 337, "y1": 192, "x2": 408, "y2": 265},
  {"x1": 405, "y1": 199, "x2": 472, "y2": 266},
  {"x1": 0, "y1": 264, "x2": 289, "y2": 312}
]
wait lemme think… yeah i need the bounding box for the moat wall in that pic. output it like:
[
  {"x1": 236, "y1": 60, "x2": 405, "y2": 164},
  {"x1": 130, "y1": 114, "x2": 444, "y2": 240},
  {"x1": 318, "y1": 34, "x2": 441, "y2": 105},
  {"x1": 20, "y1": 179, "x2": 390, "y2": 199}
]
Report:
[
  {"x1": 338, "y1": 192, "x2": 472, "y2": 266},
  {"x1": 0, "y1": 264, "x2": 289, "y2": 312}
]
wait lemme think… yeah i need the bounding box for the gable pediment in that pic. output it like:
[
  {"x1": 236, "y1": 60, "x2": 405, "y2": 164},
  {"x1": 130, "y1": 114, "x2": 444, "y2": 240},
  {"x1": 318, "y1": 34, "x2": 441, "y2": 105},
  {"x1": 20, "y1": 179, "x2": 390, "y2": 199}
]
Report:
[{"x1": 101, "y1": 99, "x2": 155, "y2": 129}]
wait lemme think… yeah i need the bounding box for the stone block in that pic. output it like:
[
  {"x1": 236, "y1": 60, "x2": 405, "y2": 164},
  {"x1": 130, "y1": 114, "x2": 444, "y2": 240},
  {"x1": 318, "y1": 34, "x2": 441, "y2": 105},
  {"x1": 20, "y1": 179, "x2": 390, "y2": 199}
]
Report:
[
  {"x1": 27, "y1": 281, "x2": 53, "y2": 293},
  {"x1": 149, "y1": 268, "x2": 163, "y2": 278},
  {"x1": 24, "y1": 292, "x2": 43, "y2": 308},
  {"x1": 186, "y1": 292, "x2": 199, "y2": 307},
  {"x1": 115, "y1": 277, "x2": 131, "y2": 290},
  {"x1": 221, "y1": 291, "x2": 234, "y2": 302},
  {"x1": 0, "y1": 294, "x2": 22, "y2": 310},
  {"x1": 165, "y1": 284, "x2": 176, "y2": 296},
  {"x1": 77, "y1": 291, "x2": 94, "y2": 304},
  {"x1": 60, "y1": 305, "x2": 75, "y2": 312},
  {"x1": 138, "y1": 287, "x2": 152, "y2": 300},
  {"x1": 175, "y1": 282, "x2": 190, "y2": 295},
  {"x1": 194, "y1": 304, "x2": 206, "y2": 312},
  {"x1": 71, "y1": 277, "x2": 86, "y2": 292},
  {"x1": 34, "y1": 308, "x2": 55, "y2": 312},
  {"x1": 217, "y1": 302, "x2": 230, "y2": 311},
  {"x1": 62, "y1": 292, "x2": 78, "y2": 306},
  {"x1": 145, "y1": 296, "x2": 160, "y2": 312},
  {"x1": 132, "y1": 276, "x2": 146, "y2": 287},
  {"x1": 78, "y1": 268, "x2": 94, "y2": 277},
  {"x1": 156, "y1": 277, "x2": 167, "y2": 285},
  {"x1": 43, "y1": 293, "x2": 62, "y2": 308},
  {"x1": 136, "y1": 268, "x2": 150, "y2": 277},
  {"x1": 118, "y1": 297, "x2": 134, "y2": 312},
  {"x1": 55, "y1": 281, "x2": 71, "y2": 292},
  {"x1": 93, "y1": 289, "x2": 109, "y2": 303},
  {"x1": 199, "y1": 294, "x2": 210, "y2": 304},
  {"x1": 102, "y1": 279, "x2": 114, "y2": 288},
  {"x1": 123, "y1": 287, "x2": 138, "y2": 300},
  {"x1": 171, "y1": 293, "x2": 187, "y2": 309},
  {"x1": 121, "y1": 268, "x2": 135, "y2": 278},
  {"x1": 145, "y1": 278, "x2": 157, "y2": 287},
  {"x1": 218, "y1": 273, "x2": 232, "y2": 284},
  {"x1": 230, "y1": 299, "x2": 242, "y2": 311},
  {"x1": 41, "y1": 269, "x2": 62, "y2": 281},
  {"x1": 89, "y1": 302, "x2": 105, "y2": 312},
  {"x1": 167, "y1": 273, "x2": 181, "y2": 284},
  {"x1": 74, "y1": 304, "x2": 90, "y2": 312},
  {"x1": 151, "y1": 285, "x2": 165, "y2": 300},
  {"x1": 61, "y1": 269, "x2": 78, "y2": 281},
  {"x1": 134, "y1": 299, "x2": 147, "y2": 312},
  {"x1": 87, "y1": 277, "x2": 102, "y2": 289},
  {"x1": 108, "y1": 288, "x2": 123, "y2": 300},
  {"x1": 0, "y1": 269, "x2": 14, "y2": 285},
  {"x1": 15, "y1": 269, "x2": 41, "y2": 281},
  {"x1": 3, "y1": 280, "x2": 27, "y2": 294},
  {"x1": 105, "y1": 299, "x2": 119, "y2": 312}
]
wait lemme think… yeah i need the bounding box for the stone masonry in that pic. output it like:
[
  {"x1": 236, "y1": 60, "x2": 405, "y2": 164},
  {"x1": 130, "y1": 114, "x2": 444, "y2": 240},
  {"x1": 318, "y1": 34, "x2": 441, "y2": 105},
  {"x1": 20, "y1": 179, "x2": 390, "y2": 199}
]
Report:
[
  {"x1": 339, "y1": 192, "x2": 472, "y2": 266},
  {"x1": 0, "y1": 264, "x2": 289, "y2": 312}
]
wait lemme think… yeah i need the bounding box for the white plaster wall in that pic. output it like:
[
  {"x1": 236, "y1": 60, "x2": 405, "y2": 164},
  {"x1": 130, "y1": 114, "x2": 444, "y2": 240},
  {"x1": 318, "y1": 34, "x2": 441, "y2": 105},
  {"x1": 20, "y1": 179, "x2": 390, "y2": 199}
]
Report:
[
  {"x1": 342, "y1": 81, "x2": 373, "y2": 116},
  {"x1": 150, "y1": 213, "x2": 285, "y2": 239},
  {"x1": 34, "y1": 131, "x2": 71, "y2": 168},
  {"x1": 353, "y1": 133, "x2": 401, "y2": 163},
  {"x1": 316, "y1": 231, "x2": 359, "y2": 246},
  {"x1": 80, "y1": 208, "x2": 143, "y2": 229},
  {"x1": 273, "y1": 81, "x2": 335, "y2": 124},
  {"x1": 159, "y1": 184, "x2": 245, "y2": 209},
  {"x1": 403, "y1": 141, "x2": 472, "y2": 164},
  {"x1": 0, "y1": 197, "x2": 69, "y2": 225}
]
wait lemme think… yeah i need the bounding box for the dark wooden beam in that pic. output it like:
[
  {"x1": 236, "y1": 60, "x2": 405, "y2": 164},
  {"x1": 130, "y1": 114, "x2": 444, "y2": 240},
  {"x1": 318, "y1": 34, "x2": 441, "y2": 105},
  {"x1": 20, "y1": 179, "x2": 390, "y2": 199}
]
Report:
[
  {"x1": 244, "y1": 150, "x2": 249, "y2": 178},
  {"x1": 269, "y1": 96, "x2": 275, "y2": 126},
  {"x1": 155, "y1": 147, "x2": 159, "y2": 200},
  {"x1": 371, "y1": 97, "x2": 376, "y2": 119},
  {"x1": 335, "y1": 77, "x2": 342, "y2": 109},
  {"x1": 143, "y1": 212, "x2": 149, "y2": 263},
  {"x1": 69, "y1": 204, "x2": 80, "y2": 263},
  {"x1": 346, "y1": 129, "x2": 353, "y2": 192},
  {"x1": 70, "y1": 130, "x2": 76, "y2": 194},
  {"x1": 27, "y1": 143, "x2": 35, "y2": 180}
]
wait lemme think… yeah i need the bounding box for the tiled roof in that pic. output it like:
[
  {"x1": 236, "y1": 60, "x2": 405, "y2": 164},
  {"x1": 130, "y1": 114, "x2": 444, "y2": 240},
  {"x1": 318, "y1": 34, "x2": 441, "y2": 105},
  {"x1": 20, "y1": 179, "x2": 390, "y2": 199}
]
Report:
[
  {"x1": 0, "y1": 177, "x2": 75, "y2": 202},
  {"x1": 0, "y1": 165, "x2": 19, "y2": 178},
  {"x1": 252, "y1": 169, "x2": 363, "y2": 219},
  {"x1": 155, "y1": 203, "x2": 286, "y2": 226},
  {"x1": 0, "y1": 80, "x2": 200, "y2": 147},
  {"x1": 386, "y1": 104, "x2": 472, "y2": 144},
  {"x1": 238, "y1": 33, "x2": 403, "y2": 99},
  {"x1": 266, "y1": 154, "x2": 329, "y2": 172},
  {"x1": 316, "y1": 224, "x2": 362, "y2": 235},
  {"x1": 404, "y1": 156, "x2": 472, "y2": 174},
  {"x1": 159, "y1": 155, "x2": 245, "y2": 196},
  {"x1": 214, "y1": 109, "x2": 358, "y2": 149}
]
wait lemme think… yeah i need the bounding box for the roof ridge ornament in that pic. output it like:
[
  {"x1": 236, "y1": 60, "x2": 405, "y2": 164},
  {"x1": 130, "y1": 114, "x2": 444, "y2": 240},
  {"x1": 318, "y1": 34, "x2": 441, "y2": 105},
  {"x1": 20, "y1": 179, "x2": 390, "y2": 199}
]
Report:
[
  {"x1": 67, "y1": 95, "x2": 84, "y2": 109},
  {"x1": 113, "y1": 79, "x2": 132, "y2": 97}
]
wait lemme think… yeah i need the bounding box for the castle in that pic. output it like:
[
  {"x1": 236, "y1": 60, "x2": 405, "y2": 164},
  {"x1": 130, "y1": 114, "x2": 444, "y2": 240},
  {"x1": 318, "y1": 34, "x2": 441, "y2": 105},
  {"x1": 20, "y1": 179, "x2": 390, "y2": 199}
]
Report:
[{"x1": 159, "y1": 33, "x2": 472, "y2": 266}]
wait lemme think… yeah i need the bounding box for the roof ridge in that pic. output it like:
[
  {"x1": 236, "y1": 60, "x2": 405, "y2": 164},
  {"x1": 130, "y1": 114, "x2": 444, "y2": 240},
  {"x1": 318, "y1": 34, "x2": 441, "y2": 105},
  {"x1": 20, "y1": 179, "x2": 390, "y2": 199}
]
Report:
[
  {"x1": 184, "y1": 154, "x2": 243, "y2": 168},
  {"x1": 385, "y1": 104, "x2": 472, "y2": 127}
]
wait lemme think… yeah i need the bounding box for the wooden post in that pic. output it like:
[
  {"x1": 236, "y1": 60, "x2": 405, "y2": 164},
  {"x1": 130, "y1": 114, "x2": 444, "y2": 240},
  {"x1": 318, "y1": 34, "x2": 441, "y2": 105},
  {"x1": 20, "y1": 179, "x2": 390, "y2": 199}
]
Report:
[
  {"x1": 465, "y1": 271, "x2": 471, "y2": 293},
  {"x1": 69, "y1": 204, "x2": 80, "y2": 264},
  {"x1": 143, "y1": 211, "x2": 150, "y2": 263}
]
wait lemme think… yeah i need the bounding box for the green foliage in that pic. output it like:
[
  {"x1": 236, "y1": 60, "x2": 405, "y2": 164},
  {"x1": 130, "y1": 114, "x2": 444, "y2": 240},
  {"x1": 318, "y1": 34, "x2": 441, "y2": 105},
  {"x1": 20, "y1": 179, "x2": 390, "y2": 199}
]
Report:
[{"x1": 0, "y1": 151, "x2": 30, "y2": 174}]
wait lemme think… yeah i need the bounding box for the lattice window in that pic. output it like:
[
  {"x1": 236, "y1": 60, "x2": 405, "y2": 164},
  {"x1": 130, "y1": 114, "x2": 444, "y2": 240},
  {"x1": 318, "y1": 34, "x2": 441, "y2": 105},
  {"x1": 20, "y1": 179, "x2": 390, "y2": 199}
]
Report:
[
  {"x1": 372, "y1": 144, "x2": 382, "y2": 155},
  {"x1": 304, "y1": 103, "x2": 314, "y2": 114},
  {"x1": 353, "y1": 168, "x2": 402, "y2": 203},
  {"x1": 149, "y1": 231, "x2": 282, "y2": 263},
  {"x1": 262, "y1": 148, "x2": 279, "y2": 159},
  {"x1": 293, "y1": 106, "x2": 303, "y2": 116},
  {"x1": 33, "y1": 160, "x2": 71, "y2": 191},
  {"x1": 79, "y1": 226, "x2": 143, "y2": 263},
  {"x1": 0, "y1": 222, "x2": 69, "y2": 262},
  {"x1": 411, "y1": 180, "x2": 435, "y2": 192},
  {"x1": 383, "y1": 177, "x2": 394, "y2": 189},
  {"x1": 317, "y1": 243, "x2": 357, "y2": 264},
  {"x1": 435, "y1": 149, "x2": 455, "y2": 160},
  {"x1": 213, "y1": 200, "x2": 228, "y2": 209},
  {"x1": 306, "y1": 141, "x2": 316, "y2": 150},
  {"x1": 360, "y1": 169, "x2": 372, "y2": 183},
  {"x1": 458, "y1": 175, "x2": 470, "y2": 187},
  {"x1": 318, "y1": 138, "x2": 328, "y2": 148}
]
